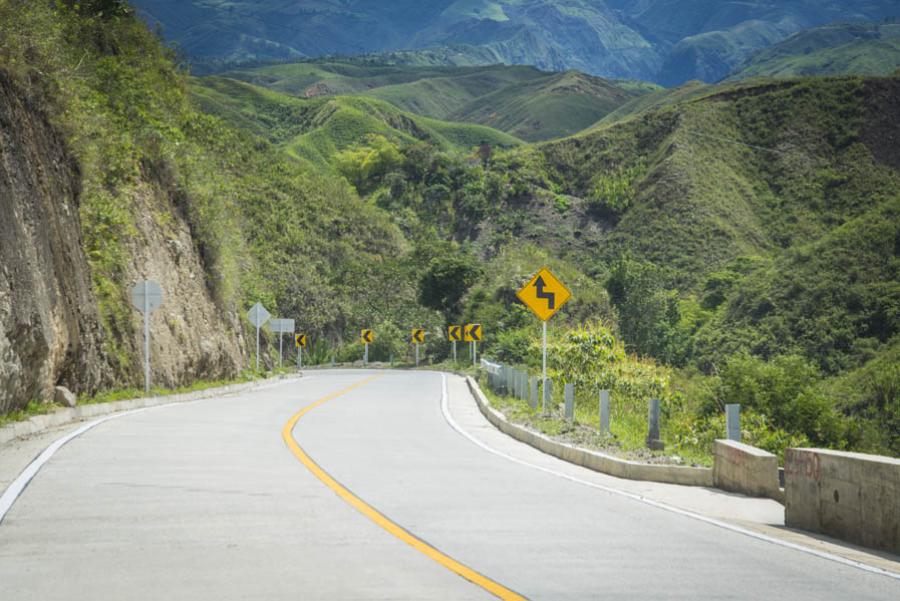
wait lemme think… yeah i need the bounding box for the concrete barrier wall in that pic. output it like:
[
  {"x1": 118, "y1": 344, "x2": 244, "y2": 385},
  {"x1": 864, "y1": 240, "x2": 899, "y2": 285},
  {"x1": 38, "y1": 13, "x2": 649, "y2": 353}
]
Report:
[
  {"x1": 713, "y1": 439, "x2": 783, "y2": 501},
  {"x1": 785, "y1": 448, "x2": 900, "y2": 554},
  {"x1": 466, "y1": 377, "x2": 714, "y2": 487}
]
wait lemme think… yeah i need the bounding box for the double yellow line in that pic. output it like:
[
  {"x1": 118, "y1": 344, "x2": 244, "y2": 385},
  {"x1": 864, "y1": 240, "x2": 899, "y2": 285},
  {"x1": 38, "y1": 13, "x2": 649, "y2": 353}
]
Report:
[{"x1": 281, "y1": 375, "x2": 526, "y2": 601}]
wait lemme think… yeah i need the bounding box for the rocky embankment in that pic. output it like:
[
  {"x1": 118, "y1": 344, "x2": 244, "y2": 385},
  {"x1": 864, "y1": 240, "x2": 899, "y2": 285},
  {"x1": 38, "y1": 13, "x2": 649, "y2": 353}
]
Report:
[{"x1": 0, "y1": 70, "x2": 245, "y2": 413}]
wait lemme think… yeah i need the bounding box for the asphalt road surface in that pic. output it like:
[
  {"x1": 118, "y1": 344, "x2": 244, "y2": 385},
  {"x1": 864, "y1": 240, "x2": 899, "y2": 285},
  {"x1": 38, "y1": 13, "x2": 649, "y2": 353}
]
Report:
[{"x1": 1, "y1": 370, "x2": 897, "y2": 599}]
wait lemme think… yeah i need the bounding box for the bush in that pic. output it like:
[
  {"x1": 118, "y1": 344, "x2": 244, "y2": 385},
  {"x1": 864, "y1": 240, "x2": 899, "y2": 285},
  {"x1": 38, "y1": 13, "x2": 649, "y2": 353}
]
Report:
[{"x1": 717, "y1": 353, "x2": 847, "y2": 447}]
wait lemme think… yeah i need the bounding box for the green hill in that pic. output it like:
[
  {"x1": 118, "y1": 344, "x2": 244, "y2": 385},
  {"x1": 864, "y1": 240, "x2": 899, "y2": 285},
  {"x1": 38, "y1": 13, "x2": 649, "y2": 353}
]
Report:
[
  {"x1": 191, "y1": 75, "x2": 522, "y2": 166},
  {"x1": 2, "y1": 1, "x2": 897, "y2": 460},
  {"x1": 333, "y1": 73, "x2": 900, "y2": 455},
  {"x1": 217, "y1": 60, "x2": 657, "y2": 142},
  {"x1": 728, "y1": 22, "x2": 900, "y2": 80}
]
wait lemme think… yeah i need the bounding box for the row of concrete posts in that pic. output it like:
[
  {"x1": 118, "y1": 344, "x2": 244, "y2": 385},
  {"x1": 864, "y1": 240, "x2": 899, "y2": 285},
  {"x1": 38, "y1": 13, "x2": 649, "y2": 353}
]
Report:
[{"x1": 485, "y1": 361, "x2": 743, "y2": 450}]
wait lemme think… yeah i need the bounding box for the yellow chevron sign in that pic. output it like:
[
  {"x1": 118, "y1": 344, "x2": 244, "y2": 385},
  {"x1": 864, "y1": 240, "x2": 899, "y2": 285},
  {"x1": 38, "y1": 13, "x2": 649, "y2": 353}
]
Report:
[
  {"x1": 361, "y1": 329, "x2": 374, "y2": 344},
  {"x1": 464, "y1": 323, "x2": 482, "y2": 342},
  {"x1": 295, "y1": 333, "x2": 307, "y2": 348},
  {"x1": 447, "y1": 325, "x2": 463, "y2": 341},
  {"x1": 411, "y1": 328, "x2": 426, "y2": 343}
]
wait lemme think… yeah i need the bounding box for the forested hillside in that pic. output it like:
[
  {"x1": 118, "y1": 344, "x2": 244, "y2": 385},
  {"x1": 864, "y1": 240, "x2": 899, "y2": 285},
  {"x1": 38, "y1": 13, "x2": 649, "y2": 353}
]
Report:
[
  {"x1": 0, "y1": 1, "x2": 896, "y2": 460},
  {"x1": 0, "y1": 0, "x2": 440, "y2": 410},
  {"x1": 273, "y1": 73, "x2": 899, "y2": 456}
]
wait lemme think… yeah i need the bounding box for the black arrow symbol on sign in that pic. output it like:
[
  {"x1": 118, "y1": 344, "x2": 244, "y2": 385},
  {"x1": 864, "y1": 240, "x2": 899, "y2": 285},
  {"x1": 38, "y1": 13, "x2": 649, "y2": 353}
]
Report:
[
  {"x1": 534, "y1": 276, "x2": 555, "y2": 309},
  {"x1": 450, "y1": 326, "x2": 461, "y2": 340},
  {"x1": 363, "y1": 331, "x2": 373, "y2": 342}
]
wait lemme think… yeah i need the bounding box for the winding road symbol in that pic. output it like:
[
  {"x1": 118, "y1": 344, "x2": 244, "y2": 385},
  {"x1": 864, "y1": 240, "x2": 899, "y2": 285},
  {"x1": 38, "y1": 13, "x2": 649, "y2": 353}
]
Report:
[{"x1": 516, "y1": 267, "x2": 571, "y2": 321}]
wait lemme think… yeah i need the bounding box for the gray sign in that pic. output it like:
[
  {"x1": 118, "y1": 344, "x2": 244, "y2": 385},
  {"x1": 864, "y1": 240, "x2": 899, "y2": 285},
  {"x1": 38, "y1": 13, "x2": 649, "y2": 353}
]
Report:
[
  {"x1": 248, "y1": 303, "x2": 271, "y2": 328},
  {"x1": 131, "y1": 281, "x2": 163, "y2": 313},
  {"x1": 269, "y1": 318, "x2": 295, "y2": 334}
]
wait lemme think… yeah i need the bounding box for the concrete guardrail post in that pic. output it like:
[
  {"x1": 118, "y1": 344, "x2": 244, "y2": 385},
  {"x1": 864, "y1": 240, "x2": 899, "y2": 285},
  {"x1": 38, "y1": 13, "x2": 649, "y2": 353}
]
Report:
[
  {"x1": 564, "y1": 383, "x2": 575, "y2": 420},
  {"x1": 542, "y1": 379, "x2": 552, "y2": 416},
  {"x1": 726, "y1": 404, "x2": 741, "y2": 441},
  {"x1": 599, "y1": 389, "x2": 610, "y2": 435},
  {"x1": 647, "y1": 398, "x2": 664, "y2": 450},
  {"x1": 529, "y1": 377, "x2": 538, "y2": 410}
]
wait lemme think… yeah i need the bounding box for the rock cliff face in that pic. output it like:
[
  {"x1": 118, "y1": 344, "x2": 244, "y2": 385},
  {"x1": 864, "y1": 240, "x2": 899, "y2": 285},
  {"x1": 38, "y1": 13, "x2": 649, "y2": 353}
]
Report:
[
  {"x1": 0, "y1": 70, "x2": 245, "y2": 413},
  {"x1": 0, "y1": 70, "x2": 104, "y2": 413}
]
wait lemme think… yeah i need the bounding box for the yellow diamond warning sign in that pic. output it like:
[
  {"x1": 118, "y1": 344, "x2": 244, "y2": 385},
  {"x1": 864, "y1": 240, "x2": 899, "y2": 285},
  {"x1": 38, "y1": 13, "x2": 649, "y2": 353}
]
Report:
[{"x1": 516, "y1": 267, "x2": 572, "y2": 321}]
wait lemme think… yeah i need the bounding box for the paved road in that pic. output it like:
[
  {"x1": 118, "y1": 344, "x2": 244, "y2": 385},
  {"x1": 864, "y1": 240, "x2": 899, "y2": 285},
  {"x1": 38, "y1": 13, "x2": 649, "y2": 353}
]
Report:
[{"x1": 0, "y1": 370, "x2": 897, "y2": 599}]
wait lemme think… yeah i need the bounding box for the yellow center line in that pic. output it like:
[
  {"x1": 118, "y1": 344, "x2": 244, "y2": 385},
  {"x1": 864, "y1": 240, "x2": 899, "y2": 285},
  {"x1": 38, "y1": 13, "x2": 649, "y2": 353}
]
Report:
[{"x1": 281, "y1": 375, "x2": 527, "y2": 601}]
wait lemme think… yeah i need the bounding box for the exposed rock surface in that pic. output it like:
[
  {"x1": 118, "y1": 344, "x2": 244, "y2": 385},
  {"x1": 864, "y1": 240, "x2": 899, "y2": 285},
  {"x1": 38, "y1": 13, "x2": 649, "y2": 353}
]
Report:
[
  {"x1": 53, "y1": 386, "x2": 76, "y2": 408},
  {"x1": 0, "y1": 70, "x2": 104, "y2": 413},
  {"x1": 0, "y1": 70, "x2": 246, "y2": 413}
]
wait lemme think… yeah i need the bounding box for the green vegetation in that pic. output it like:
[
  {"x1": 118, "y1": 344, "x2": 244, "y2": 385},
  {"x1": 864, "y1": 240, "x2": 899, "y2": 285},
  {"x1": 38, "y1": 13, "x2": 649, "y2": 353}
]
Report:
[
  {"x1": 209, "y1": 60, "x2": 656, "y2": 142},
  {"x1": 314, "y1": 68, "x2": 900, "y2": 459},
  {"x1": 0, "y1": 401, "x2": 62, "y2": 429},
  {"x1": 191, "y1": 75, "x2": 521, "y2": 167},
  {"x1": 729, "y1": 22, "x2": 900, "y2": 81},
  {"x1": 1, "y1": 1, "x2": 897, "y2": 462}
]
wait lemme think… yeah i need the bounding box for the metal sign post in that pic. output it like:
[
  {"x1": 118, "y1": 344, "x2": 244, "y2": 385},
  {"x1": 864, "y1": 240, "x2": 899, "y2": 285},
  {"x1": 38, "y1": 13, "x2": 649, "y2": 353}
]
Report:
[
  {"x1": 464, "y1": 324, "x2": 482, "y2": 368},
  {"x1": 130, "y1": 281, "x2": 164, "y2": 394},
  {"x1": 295, "y1": 333, "x2": 306, "y2": 370},
  {"x1": 248, "y1": 303, "x2": 271, "y2": 371},
  {"x1": 542, "y1": 321, "x2": 547, "y2": 413},
  {"x1": 516, "y1": 268, "x2": 572, "y2": 415},
  {"x1": 411, "y1": 329, "x2": 425, "y2": 367},
  {"x1": 361, "y1": 330, "x2": 374, "y2": 365},
  {"x1": 269, "y1": 319, "x2": 295, "y2": 369},
  {"x1": 448, "y1": 325, "x2": 462, "y2": 363}
]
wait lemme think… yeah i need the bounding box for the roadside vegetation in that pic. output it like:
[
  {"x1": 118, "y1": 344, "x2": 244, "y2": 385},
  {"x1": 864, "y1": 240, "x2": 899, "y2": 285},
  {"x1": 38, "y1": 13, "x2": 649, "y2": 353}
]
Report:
[{"x1": 0, "y1": 1, "x2": 896, "y2": 461}]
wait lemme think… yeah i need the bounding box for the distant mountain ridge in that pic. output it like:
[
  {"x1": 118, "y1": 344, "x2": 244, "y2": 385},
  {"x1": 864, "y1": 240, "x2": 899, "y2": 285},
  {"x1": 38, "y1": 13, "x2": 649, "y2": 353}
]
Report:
[
  {"x1": 213, "y1": 61, "x2": 657, "y2": 141},
  {"x1": 727, "y1": 21, "x2": 900, "y2": 80},
  {"x1": 132, "y1": 0, "x2": 900, "y2": 84}
]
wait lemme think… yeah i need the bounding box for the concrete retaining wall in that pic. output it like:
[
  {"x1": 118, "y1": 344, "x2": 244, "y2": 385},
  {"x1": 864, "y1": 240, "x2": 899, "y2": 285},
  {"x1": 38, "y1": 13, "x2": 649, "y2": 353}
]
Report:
[
  {"x1": 0, "y1": 375, "x2": 297, "y2": 447},
  {"x1": 785, "y1": 448, "x2": 900, "y2": 554},
  {"x1": 713, "y1": 439, "x2": 783, "y2": 501},
  {"x1": 466, "y1": 377, "x2": 714, "y2": 487}
]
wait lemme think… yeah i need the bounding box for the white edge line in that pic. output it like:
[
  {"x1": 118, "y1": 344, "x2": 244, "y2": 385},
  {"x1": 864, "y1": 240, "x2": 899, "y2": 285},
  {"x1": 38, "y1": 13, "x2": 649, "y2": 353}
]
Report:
[
  {"x1": 0, "y1": 375, "x2": 313, "y2": 525},
  {"x1": 0, "y1": 408, "x2": 148, "y2": 524},
  {"x1": 439, "y1": 374, "x2": 900, "y2": 582}
]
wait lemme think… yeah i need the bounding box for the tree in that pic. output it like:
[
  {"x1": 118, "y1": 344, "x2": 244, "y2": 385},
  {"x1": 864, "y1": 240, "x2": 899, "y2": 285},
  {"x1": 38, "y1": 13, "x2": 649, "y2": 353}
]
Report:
[
  {"x1": 606, "y1": 258, "x2": 684, "y2": 362},
  {"x1": 477, "y1": 142, "x2": 492, "y2": 168},
  {"x1": 61, "y1": 0, "x2": 131, "y2": 18},
  {"x1": 418, "y1": 252, "x2": 482, "y2": 321}
]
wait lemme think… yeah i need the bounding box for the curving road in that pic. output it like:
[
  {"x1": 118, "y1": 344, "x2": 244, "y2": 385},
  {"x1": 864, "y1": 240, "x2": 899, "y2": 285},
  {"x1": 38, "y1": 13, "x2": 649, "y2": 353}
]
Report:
[{"x1": 0, "y1": 370, "x2": 897, "y2": 599}]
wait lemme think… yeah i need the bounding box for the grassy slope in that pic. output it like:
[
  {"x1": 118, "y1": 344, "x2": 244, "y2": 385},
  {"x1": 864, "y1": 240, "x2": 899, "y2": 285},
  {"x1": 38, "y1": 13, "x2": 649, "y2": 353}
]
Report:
[
  {"x1": 191, "y1": 75, "x2": 522, "y2": 167},
  {"x1": 728, "y1": 23, "x2": 900, "y2": 80},
  {"x1": 0, "y1": 2, "x2": 447, "y2": 390},
  {"x1": 219, "y1": 60, "x2": 657, "y2": 142}
]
